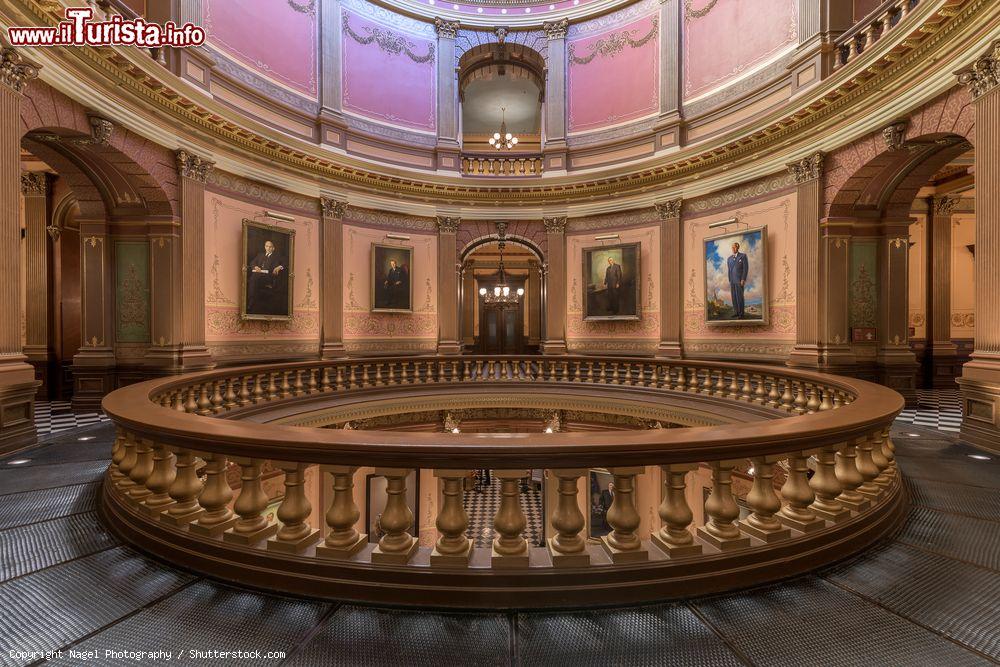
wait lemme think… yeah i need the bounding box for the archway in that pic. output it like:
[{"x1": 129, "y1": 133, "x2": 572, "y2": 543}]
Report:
[{"x1": 460, "y1": 233, "x2": 545, "y2": 354}]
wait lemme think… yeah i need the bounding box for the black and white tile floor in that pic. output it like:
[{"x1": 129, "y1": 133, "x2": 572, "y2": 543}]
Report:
[
  {"x1": 33, "y1": 400, "x2": 110, "y2": 437},
  {"x1": 464, "y1": 478, "x2": 544, "y2": 548},
  {"x1": 896, "y1": 388, "x2": 964, "y2": 433}
]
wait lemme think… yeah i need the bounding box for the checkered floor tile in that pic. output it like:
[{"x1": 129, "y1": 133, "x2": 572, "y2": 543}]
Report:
[
  {"x1": 465, "y1": 477, "x2": 544, "y2": 548},
  {"x1": 34, "y1": 400, "x2": 110, "y2": 437},
  {"x1": 895, "y1": 389, "x2": 963, "y2": 433}
]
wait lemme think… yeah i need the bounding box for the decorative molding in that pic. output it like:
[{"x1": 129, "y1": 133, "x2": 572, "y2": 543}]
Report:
[
  {"x1": 88, "y1": 115, "x2": 113, "y2": 146},
  {"x1": 934, "y1": 195, "x2": 960, "y2": 216},
  {"x1": 344, "y1": 13, "x2": 435, "y2": 64},
  {"x1": 20, "y1": 172, "x2": 47, "y2": 197},
  {"x1": 495, "y1": 220, "x2": 508, "y2": 238},
  {"x1": 568, "y1": 18, "x2": 658, "y2": 65},
  {"x1": 786, "y1": 152, "x2": 824, "y2": 184},
  {"x1": 684, "y1": 173, "x2": 795, "y2": 215},
  {"x1": 320, "y1": 196, "x2": 348, "y2": 221},
  {"x1": 204, "y1": 46, "x2": 320, "y2": 114},
  {"x1": 437, "y1": 216, "x2": 461, "y2": 234},
  {"x1": 881, "y1": 120, "x2": 908, "y2": 151},
  {"x1": 567, "y1": 0, "x2": 659, "y2": 37},
  {"x1": 957, "y1": 39, "x2": 1000, "y2": 101},
  {"x1": 345, "y1": 206, "x2": 437, "y2": 232},
  {"x1": 543, "y1": 19, "x2": 569, "y2": 40},
  {"x1": 0, "y1": 47, "x2": 39, "y2": 94},
  {"x1": 206, "y1": 170, "x2": 319, "y2": 214},
  {"x1": 655, "y1": 198, "x2": 682, "y2": 220},
  {"x1": 543, "y1": 217, "x2": 568, "y2": 234},
  {"x1": 46, "y1": 225, "x2": 61, "y2": 242},
  {"x1": 568, "y1": 207, "x2": 659, "y2": 232},
  {"x1": 683, "y1": 340, "x2": 794, "y2": 359},
  {"x1": 434, "y1": 17, "x2": 460, "y2": 39},
  {"x1": 287, "y1": 0, "x2": 316, "y2": 16},
  {"x1": 683, "y1": 0, "x2": 720, "y2": 20},
  {"x1": 175, "y1": 149, "x2": 215, "y2": 183}
]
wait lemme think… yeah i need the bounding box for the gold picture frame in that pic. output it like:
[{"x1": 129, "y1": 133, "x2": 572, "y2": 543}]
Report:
[
  {"x1": 582, "y1": 242, "x2": 641, "y2": 321},
  {"x1": 703, "y1": 225, "x2": 769, "y2": 327},
  {"x1": 371, "y1": 242, "x2": 414, "y2": 313},
  {"x1": 240, "y1": 219, "x2": 295, "y2": 321}
]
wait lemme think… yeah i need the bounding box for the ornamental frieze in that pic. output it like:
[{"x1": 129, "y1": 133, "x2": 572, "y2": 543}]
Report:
[
  {"x1": 343, "y1": 13, "x2": 435, "y2": 64},
  {"x1": 568, "y1": 19, "x2": 658, "y2": 66}
]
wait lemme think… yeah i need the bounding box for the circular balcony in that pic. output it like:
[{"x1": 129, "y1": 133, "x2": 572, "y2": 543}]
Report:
[{"x1": 100, "y1": 356, "x2": 906, "y2": 608}]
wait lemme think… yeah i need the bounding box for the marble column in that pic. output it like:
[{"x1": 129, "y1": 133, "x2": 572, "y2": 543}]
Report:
[
  {"x1": 541, "y1": 217, "x2": 567, "y2": 355},
  {"x1": 461, "y1": 261, "x2": 475, "y2": 347},
  {"x1": 21, "y1": 172, "x2": 50, "y2": 395},
  {"x1": 0, "y1": 48, "x2": 41, "y2": 453},
  {"x1": 787, "y1": 153, "x2": 855, "y2": 372},
  {"x1": 144, "y1": 150, "x2": 214, "y2": 375},
  {"x1": 655, "y1": 199, "x2": 683, "y2": 357},
  {"x1": 928, "y1": 195, "x2": 960, "y2": 386},
  {"x1": 876, "y1": 219, "x2": 918, "y2": 403},
  {"x1": 958, "y1": 42, "x2": 1000, "y2": 451},
  {"x1": 434, "y1": 19, "x2": 461, "y2": 172},
  {"x1": 319, "y1": 0, "x2": 348, "y2": 149},
  {"x1": 542, "y1": 20, "x2": 568, "y2": 173},
  {"x1": 528, "y1": 260, "x2": 542, "y2": 347},
  {"x1": 655, "y1": 0, "x2": 682, "y2": 150},
  {"x1": 320, "y1": 196, "x2": 347, "y2": 358},
  {"x1": 436, "y1": 216, "x2": 462, "y2": 355}
]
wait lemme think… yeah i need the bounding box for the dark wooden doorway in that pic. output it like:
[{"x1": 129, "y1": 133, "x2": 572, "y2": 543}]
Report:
[{"x1": 477, "y1": 273, "x2": 525, "y2": 354}]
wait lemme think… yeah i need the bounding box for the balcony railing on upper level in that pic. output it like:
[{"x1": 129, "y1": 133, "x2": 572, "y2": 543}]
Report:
[
  {"x1": 99, "y1": 355, "x2": 907, "y2": 608},
  {"x1": 834, "y1": 0, "x2": 922, "y2": 69},
  {"x1": 461, "y1": 153, "x2": 543, "y2": 177}
]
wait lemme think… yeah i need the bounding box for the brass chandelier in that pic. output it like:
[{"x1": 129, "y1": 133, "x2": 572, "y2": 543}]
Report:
[
  {"x1": 487, "y1": 107, "x2": 519, "y2": 151},
  {"x1": 479, "y1": 239, "x2": 523, "y2": 307}
]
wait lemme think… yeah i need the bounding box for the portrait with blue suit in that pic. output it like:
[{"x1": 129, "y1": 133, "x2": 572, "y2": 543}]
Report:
[{"x1": 703, "y1": 227, "x2": 768, "y2": 325}]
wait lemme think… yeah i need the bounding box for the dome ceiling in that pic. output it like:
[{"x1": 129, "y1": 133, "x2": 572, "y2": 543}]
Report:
[{"x1": 370, "y1": 0, "x2": 630, "y2": 24}]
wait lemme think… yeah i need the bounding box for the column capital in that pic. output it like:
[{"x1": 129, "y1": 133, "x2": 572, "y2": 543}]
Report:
[
  {"x1": 934, "y1": 195, "x2": 960, "y2": 217},
  {"x1": 0, "y1": 47, "x2": 40, "y2": 94},
  {"x1": 320, "y1": 196, "x2": 347, "y2": 221},
  {"x1": 958, "y1": 40, "x2": 1000, "y2": 101},
  {"x1": 436, "y1": 216, "x2": 461, "y2": 234},
  {"x1": 543, "y1": 19, "x2": 569, "y2": 40},
  {"x1": 175, "y1": 149, "x2": 215, "y2": 183},
  {"x1": 655, "y1": 198, "x2": 682, "y2": 220},
  {"x1": 787, "y1": 151, "x2": 824, "y2": 184},
  {"x1": 434, "y1": 17, "x2": 460, "y2": 39},
  {"x1": 881, "y1": 120, "x2": 908, "y2": 151},
  {"x1": 543, "y1": 216, "x2": 567, "y2": 234},
  {"x1": 20, "y1": 171, "x2": 47, "y2": 197}
]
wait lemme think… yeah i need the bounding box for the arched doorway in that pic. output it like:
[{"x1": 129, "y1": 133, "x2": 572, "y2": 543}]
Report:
[{"x1": 460, "y1": 233, "x2": 544, "y2": 354}]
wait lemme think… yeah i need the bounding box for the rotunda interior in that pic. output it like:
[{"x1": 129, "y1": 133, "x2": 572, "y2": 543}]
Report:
[{"x1": 0, "y1": 0, "x2": 998, "y2": 664}]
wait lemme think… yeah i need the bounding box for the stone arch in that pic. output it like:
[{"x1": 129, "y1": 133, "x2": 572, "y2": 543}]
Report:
[{"x1": 458, "y1": 219, "x2": 548, "y2": 259}]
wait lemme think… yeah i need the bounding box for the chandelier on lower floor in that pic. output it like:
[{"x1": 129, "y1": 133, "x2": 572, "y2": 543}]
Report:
[
  {"x1": 488, "y1": 107, "x2": 519, "y2": 151},
  {"x1": 479, "y1": 239, "x2": 523, "y2": 307}
]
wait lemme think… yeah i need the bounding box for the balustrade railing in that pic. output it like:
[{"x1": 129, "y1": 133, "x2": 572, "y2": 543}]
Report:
[
  {"x1": 834, "y1": 0, "x2": 922, "y2": 70},
  {"x1": 101, "y1": 355, "x2": 906, "y2": 607},
  {"x1": 461, "y1": 153, "x2": 543, "y2": 177}
]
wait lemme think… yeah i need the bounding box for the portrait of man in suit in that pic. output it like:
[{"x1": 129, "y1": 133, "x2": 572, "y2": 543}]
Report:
[
  {"x1": 241, "y1": 221, "x2": 294, "y2": 320},
  {"x1": 727, "y1": 242, "x2": 749, "y2": 319},
  {"x1": 583, "y1": 243, "x2": 641, "y2": 321},
  {"x1": 605, "y1": 256, "x2": 623, "y2": 314},
  {"x1": 372, "y1": 243, "x2": 413, "y2": 312}
]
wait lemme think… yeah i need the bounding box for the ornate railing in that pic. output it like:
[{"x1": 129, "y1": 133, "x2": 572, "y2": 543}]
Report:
[
  {"x1": 101, "y1": 356, "x2": 906, "y2": 608},
  {"x1": 834, "y1": 0, "x2": 922, "y2": 69},
  {"x1": 461, "y1": 153, "x2": 543, "y2": 177}
]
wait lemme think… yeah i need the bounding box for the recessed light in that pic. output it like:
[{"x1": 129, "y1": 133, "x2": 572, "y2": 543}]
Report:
[
  {"x1": 525, "y1": 7, "x2": 531, "y2": 12},
  {"x1": 968, "y1": 454, "x2": 992, "y2": 461},
  {"x1": 452, "y1": 3, "x2": 459, "y2": 7},
  {"x1": 907, "y1": 433, "x2": 920, "y2": 438},
  {"x1": 78, "y1": 436, "x2": 95, "y2": 441},
  {"x1": 573, "y1": 0, "x2": 579, "y2": 5},
  {"x1": 501, "y1": 8, "x2": 507, "y2": 13},
  {"x1": 549, "y1": 3, "x2": 555, "y2": 8},
  {"x1": 476, "y1": 7, "x2": 483, "y2": 12},
  {"x1": 8, "y1": 459, "x2": 30, "y2": 465},
  {"x1": 428, "y1": 0, "x2": 435, "y2": 5}
]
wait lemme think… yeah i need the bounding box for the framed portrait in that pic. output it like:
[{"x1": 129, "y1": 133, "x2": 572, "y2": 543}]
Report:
[
  {"x1": 240, "y1": 219, "x2": 295, "y2": 321},
  {"x1": 582, "y1": 242, "x2": 641, "y2": 321},
  {"x1": 703, "y1": 226, "x2": 768, "y2": 326},
  {"x1": 371, "y1": 243, "x2": 413, "y2": 313},
  {"x1": 588, "y1": 469, "x2": 613, "y2": 539},
  {"x1": 365, "y1": 471, "x2": 419, "y2": 543}
]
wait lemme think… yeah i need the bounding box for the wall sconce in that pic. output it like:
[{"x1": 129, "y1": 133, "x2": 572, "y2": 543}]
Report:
[
  {"x1": 707, "y1": 217, "x2": 740, "y2": 229},
  {"x1": 264, "y1": 210, "x2": 294, "y2": 223},
  {"x1": 594, "y1": 234, "x2": 620, "y2": 241},
  {"x1": 386, "y1": 233, "x2": 410, "y2": 241}
]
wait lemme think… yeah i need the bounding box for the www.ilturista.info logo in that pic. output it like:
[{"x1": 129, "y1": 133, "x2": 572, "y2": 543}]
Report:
[{"x1": 7, "y1": 7, "x2": 205, "y2": 48}]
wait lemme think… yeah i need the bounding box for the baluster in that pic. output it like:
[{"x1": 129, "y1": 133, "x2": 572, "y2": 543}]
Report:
[
  {"x1": 452, "y1": 360, "x2": 459, "y2": 381},
  {"x1": 290, "y1": 369, "x2": 302, "y2": 395},
  {"x1": 385, "y1": 362, "x2": 395, "y2": 385},
  {"x1": 190, "y1": 453, "x2": 237, "y2": 536},
  {"x1": 880, "y1": 425, "x2": 897, "y2": 473},
  {"x1": 688, "y1": 367, "x2": 699, "y2": 393},
  {"x1": 870, "y1": 429, "x2": 892, "y2": 487},
  {"x1": 834, "y1": 442, "x2": 871, "y2": 512},
  {"x1": 161, "y1": 448, "x2": 205, "y2": 526},
  {"x1": 141, "y1": 443, "x2": 177, "y2": 516},
  {"x1": 697, "y1": 461, "x2": 751, "y2": 550},
  {"x1": 574, "y1": 361, "x2": 583, "y2": 382},
  {"x1": 487, "y1": 359, "x2": 496, "y2": 379},
  {"x1": 371, "y1": 468, "x2": 419, "y2": 564},
  {"x1": 238, "y1": 375, "x2": 252, "y2": 405},
  {"x1": 674, "y1": 367, "x2": 687, "y2": 392},
  {"x1": 753, "y1": 374, "x2": 767, "y2": 404},
  {"x1": 855, "y1": 433, "x2": 884, "y2": 499},
  {"x1": 223, "y1": 379, "x2": 237, "y2": 409},
  {"x1": 715, "y1": 370, "x2": 727, "y2": 396},
  {"x1": 727, "y1": 372, "x2": 740, "y2": 398},
  {"x1": 598, "y1": 362, "x2": 608, "y2": 384},
  {"x1": 818, "y1": 388, "x2": 832, "y2": 411},
  {"x1": 780, "y1": 379, "x2": 795, "y2": 411},
  {"x1": 335, "y1": 365, "x2": 345, "y2": 389},
  {"x1": 792, "y1": 382, "x2": 808, "y2": 414},
  {"x1": 253, "y1": 374, "x2": 265, "y2": 402},
  {"x1": 172, "y1": 390, "x2": 186, "y2": 412},
  {"x1": 547, "y1": 468, "x2": 590, "y2": 566},
  {"x1": 184, "y1": 386, "x2": 198, "y2": 413},
  {"x1": 196, "y1": 384, "x2": 212, "y2": 415},
  {"x1": 210, "y1": 381, "x2": 224, "y2": 413},
  {"x1": 430, "y1": 470, "x2": 473, "y2": 566},
  {"x1": 701, "y1": 369, "x2": 714, "y2": 394},
  {"x1": 268, "y1": 371, "x2": 281, "y2": 399},
  {"x1": 316, "y1": 465, "x2": 367, "y2": 558},
  {"x1": 115, "y1": 432, "x2": 138, "y2": 492},
  {"x1": 739, "y1": 456, "x2": 791, "y2": 542},
  {"x1": 651, "y1": 464, "x2": 702, "y2": 557},
  {"x1": 809, "y1": 445, "x2": 851, "y2": 522},
  {"x1": 602, "y1": 467, "x2": 648, "y2": 562},
  {"x1": 586, "y1": 361, "x2": 595, "y2": 382},
  {"x1": 805, "y1": 384, "x2": 820, "y2": 413},
  {"x1": 563, "y1": 361, "x2": 571, "y2": 382},
  {"x1": 648, "y1": 364, "x2": 658, "y2": 388},
  {"x1": 491, "y1": 469, "x2": 529, "y2": 567},
  {"x1": 475, "y1": 359, "x2": 483, "y2": 380},
  {"x1": 767, "y1": 376, "x2": 780, "y2": 407},
  {"x1": 740, "y1": 373, "x2": 753, "y2": 401},
  {"x1": 110, "y1": 430, "x2": 127, "y2": 481},
  {"x1": 223, "y1": 458, "x2": 278, "y2": 544},
  {"x1": 126, "y1": 438, "x2": 155, "y2": 504},
  {"x1": 268, "y1": 462, "x2": 320, "y2": 553},
  {"x1": 778, "y1": 452, "x2": 825, "y2": 532},
  {"x1": 361, "y1": 364, "x2": 371, "y2": 387}
]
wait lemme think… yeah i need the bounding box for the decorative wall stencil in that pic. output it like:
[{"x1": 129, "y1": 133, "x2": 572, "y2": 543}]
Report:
[
  {"x1": 568, "y1": 312, "x2": 660, "y2": 337},
  {"x1": 207, "y1": 254, "x2": 233, "y2": 305},
  {"x1": 420, "y1": 277, "x2": 434, "y2": 312},
  {"x1": 684, "y1": 305, "x2": 795, "y2": 336},
  {"x1": 115, "y1": 242, "x2": 150, "y2": 343},
  {"x1": 684, "y1": 0, "x2": 721, "y2": 19},
  {"x1": 341, "y1": 10, "x2": 437, "y2": 132},
  {"x1": 287, "y1": 0, "x2": 315, "y2": 15},
  {"x1": 850, "y1": 241, "x2": 878, "y2": 330},
  {"x1": 568, "y1": 19, "x2": 658, "y2": 65},
  {"x1": 206, "y1": 307, "x2": 319, "y2": 337},
  {"x1": 344, "y1": 312, "x2": 437, "y2": 337},
  {"x1": 296, "y1": 267, "x2": 317, "y2": 309}
]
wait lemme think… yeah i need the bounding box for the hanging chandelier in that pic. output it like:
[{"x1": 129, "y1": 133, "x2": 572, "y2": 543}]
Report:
[
  {"x1": 479, "y1": 239, "x2": 524, "y2": 307},
  {"x1": 488, "y1": 107, "x2": 519, "y2": 151}
]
